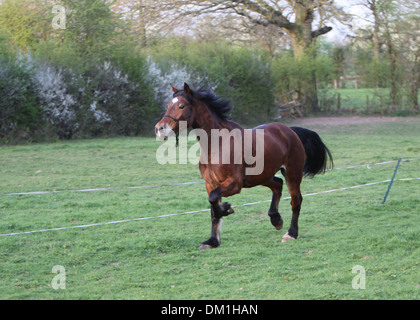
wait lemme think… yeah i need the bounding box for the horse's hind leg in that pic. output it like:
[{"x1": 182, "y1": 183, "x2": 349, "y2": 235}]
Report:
[
  {"x1": 282, "y1": 174, "x2": 303, "y2": 242},
  {"x1": 264, "y1": 176, "x2": 284, "y2": 230}
]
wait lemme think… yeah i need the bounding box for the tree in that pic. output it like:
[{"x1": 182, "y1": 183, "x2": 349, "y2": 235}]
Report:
[
  {"x1": 60, "y1": 0, "x2": 123, "y2": 58},
  {"x1": 392, "y1": 7, "x2": 420, "y2": 111},
  {"x1": 112, "y1": 0, "x2": 162, "y2": 47},
  {"x1": 351, "y1": 0, "x2": 392, "y2": 88},
  {"x1": 353, "y1": 0, "x2": 419, "y2": 112},
  {"x1": 332, "y1": 45, "x2": 346, "y2": 89},
  {"x1": 372, "y1": 0, "x2": 414, "y2": 110},
  {"x1": 381, "y1": 2, "x2": 399, "y2": 110},
  {"x1": 358, "y1": 0, "x2": 382, "y2": 59},
  {"x1": 191, "y1": 14, "x2": 292, "y2": 57},
  {"x1": 0, "y1": 0, "x2": 122, "y2": 58},
  {"x1": 0, "y1": 0, "x2": 53, "y2": 51},
  {"x1": 130, "y1": 0, "x2": 350, "y2": 113}
]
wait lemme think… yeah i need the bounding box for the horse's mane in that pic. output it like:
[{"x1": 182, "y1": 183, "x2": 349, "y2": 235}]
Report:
[{"x1": 174, "y1": 87, "x2": 233, "y2": 120}]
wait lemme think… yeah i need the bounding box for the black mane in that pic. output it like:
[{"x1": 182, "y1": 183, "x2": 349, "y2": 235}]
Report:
[{"x1": 173, "y1": 87, "x2": 233, "y2": 120}]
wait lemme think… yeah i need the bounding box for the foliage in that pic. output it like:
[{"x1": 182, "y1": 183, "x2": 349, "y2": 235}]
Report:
[
  {"x1": 0, "y1": 0, "x2": 159, "y2": 142},
  {"x1": 0, "y1": 0, "x2": 419, "y2": 143},
  {"x1": 83, "y1": 59, "x2": 156, "y2": 137},
  {"x1": 59, "y1": 0, "x2": 124, "y2": 59},
  {"x1": 271, "y1": 48, "x2": 334, "y2": 107},
  {"x1": 350, "y1": 0, "x2": 420, "y2": 111},
  {"x1": 355, "y1": 51, "x2": 390, "y2": 88},
  {"x1": 146, "y1": 57, "x2": 210, "y2": 112},
  {"x1": 31, "y1": 61, "x2": 79, "y2": 139},
  {"x1": 148, "y1": 39, "x2": 275, "y2": 124},
  {"x1": 0, "y1": 0, "x2": 53, "y2": 51},
  {"x1": 0, "y1": 43, "x2": 42, "y2": 141}
]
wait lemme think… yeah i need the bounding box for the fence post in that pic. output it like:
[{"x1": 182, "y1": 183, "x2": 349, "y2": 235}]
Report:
[
  {"x1": 337, "y1": 93, "x2": 341, "y2": 112},
  {"x1": 379, "y1": 96, "x2": 384, "y2": 116},
  {"x1": 381, "y1": 158, "x2": 402, "y2": 204},
  {"x1": 366, "y1": 95, "x2": 369, "y2": 113}
]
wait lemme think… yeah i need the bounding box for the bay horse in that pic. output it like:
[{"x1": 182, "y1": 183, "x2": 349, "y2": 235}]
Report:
[{"x1": 155, "y1": 83, "x2": 333, "y2": 250}]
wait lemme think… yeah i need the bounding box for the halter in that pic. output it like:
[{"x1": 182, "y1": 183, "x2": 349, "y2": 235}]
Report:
[
  {"x1": 162, "y1": 114, "x2": 181, "y2": 122},
  {"x1": 162, "y1": 106, "x2": 193, "y2": 147}
]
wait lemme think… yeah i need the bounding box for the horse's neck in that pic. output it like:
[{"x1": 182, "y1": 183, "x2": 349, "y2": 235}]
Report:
[
  {"x1": 193, "y1": 103, "x2": 243, "y2": 160},
  {"x1": 193, "y1": 103, "x2": 242, "y2": 133}
]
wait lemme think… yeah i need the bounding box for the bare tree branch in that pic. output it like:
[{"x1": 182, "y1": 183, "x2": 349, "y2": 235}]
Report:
[{"x1": 311, "y1": 25, "x2": 333, "y2": 38}]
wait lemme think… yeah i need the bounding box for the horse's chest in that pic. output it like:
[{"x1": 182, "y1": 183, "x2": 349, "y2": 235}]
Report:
[{"x1": 199, "y1": 163, "x2": 222, "y2": 187}]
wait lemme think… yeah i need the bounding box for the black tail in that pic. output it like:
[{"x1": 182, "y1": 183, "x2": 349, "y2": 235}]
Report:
[{"x1": 290, "y1": 127, "x2": 334, "y2": 178}]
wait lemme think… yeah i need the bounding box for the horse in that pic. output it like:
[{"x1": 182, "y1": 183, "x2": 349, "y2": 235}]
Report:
[{"x1": 155, "y1": 83, "x2": 333, "y2": 250}]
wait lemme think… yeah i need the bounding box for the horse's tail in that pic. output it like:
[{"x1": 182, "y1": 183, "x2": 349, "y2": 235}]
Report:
[{"x1": 290, "y1": 126, "x2": 334, "y2": 178}]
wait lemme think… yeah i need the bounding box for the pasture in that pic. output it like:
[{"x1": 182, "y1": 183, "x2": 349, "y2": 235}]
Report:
[
  {"x1": 323, "y1": 89, "x2": 420, "y2": 114},
  {"x1": 0, "y1": 117, "x2": 419, "y2": 300}
]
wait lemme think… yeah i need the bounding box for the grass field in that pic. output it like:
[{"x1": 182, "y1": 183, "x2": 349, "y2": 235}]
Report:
[
  {"x1": 322, "y1": 88, "x2": 420, "y2": 114},
  {"x1": 0, "y1": 118, "x2": 419, "y2": 300}
]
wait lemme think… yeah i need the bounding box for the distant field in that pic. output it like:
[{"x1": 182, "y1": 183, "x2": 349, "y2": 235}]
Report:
[
  {"x1": 321, "y1": 88, "x2": 420, "y2": 114},
  {"x1": 0, "y1": 118, "x2": 419, "y2": 299}
]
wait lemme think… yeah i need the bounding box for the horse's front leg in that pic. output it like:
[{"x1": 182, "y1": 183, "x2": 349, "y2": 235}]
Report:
[
  {"x1": 199, "y1": 178, "x2": 242, "y2": 250},
  {"x1": 198, "y1": 202, "x2": 225, "y2": 250}
]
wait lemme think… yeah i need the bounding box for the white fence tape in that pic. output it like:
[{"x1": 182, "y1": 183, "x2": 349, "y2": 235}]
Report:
[
  {"x1": 1, "y1": 158, "x2": 418, "y2": 197},
  {"x1": 1, "y1": 177, "x2": 418, "y2": 238}
]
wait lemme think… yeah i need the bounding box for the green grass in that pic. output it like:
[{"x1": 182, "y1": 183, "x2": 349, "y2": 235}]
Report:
[
  {"x1": 323, "y1": 88, "x2": 420, "y2": 114},
  {"x1": 0, "y1": 119, "x2": 419, "y2": 299},
  {"x1": 336, "y1": 88, "x2": 387, "y2": 111}
]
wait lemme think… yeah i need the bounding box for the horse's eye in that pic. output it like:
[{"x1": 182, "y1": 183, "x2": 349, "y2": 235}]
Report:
[{"x1": 179, "y1": 105, "x2": 185, "y2": 109}]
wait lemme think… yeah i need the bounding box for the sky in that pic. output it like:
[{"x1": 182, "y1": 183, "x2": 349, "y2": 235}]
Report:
[{"x1": 325, "y1": 0, "x2": 371, "y2": 43}]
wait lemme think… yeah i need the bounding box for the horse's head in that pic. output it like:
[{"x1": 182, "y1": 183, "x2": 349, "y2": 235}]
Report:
[{"x1": 155, "y1": 83, "x2": 194, "y2": 141}]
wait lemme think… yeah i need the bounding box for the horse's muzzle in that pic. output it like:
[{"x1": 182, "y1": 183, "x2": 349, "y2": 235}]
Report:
[{"x1": 155, "y1": 123, "x2": 173, "y2": 140}]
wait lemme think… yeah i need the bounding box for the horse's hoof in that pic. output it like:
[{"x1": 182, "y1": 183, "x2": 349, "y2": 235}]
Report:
[
  {"x1": 281, "y1": 232, "x2": 296, "y2": 242},
  {"x1": 274, "y1": 222, "x2": 283, "y2": 231},
  {"x1": 269, "y1": 212, "x2": 283, "y2": 230},
  {"x1": 199, "y1": 237, "x2": 220, "y2": 250},
  {"x1": 273, "y1": 217, "x2": 283, "y2": 230},
  {"x1": 221, "y1": 202, "x2": 234, "y2": 216},
  {"x1": 199, "y1": 243, "x2": 214, "y2": 250}
]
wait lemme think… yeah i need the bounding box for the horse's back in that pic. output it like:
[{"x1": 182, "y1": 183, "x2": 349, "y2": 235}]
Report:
[
  {"x1": 241, "y1": 122, "x2": 304, "y2": 187},
  {"x1": 253, "y1": 122, "x2": 303, "y2": 155}
]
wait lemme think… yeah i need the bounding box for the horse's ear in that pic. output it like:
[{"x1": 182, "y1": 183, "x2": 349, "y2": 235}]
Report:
[
  {"x1": 184, "y1": 83, "x2": 192, "y2": 96},
  {"x1": 170, "y1": 84, "x2": 178, "y2": 93}
]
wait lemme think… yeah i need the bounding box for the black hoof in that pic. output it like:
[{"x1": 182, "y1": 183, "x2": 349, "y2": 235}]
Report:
[
  {"x1": 268, "y1": 211, "x2": 283, "y2": 230},
  {"x1": 220, "y1": 202, "x2": 234, "y2": 216},
  {"x1": 199, "y1": 237, "x2": 220, "y2": 250}
]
